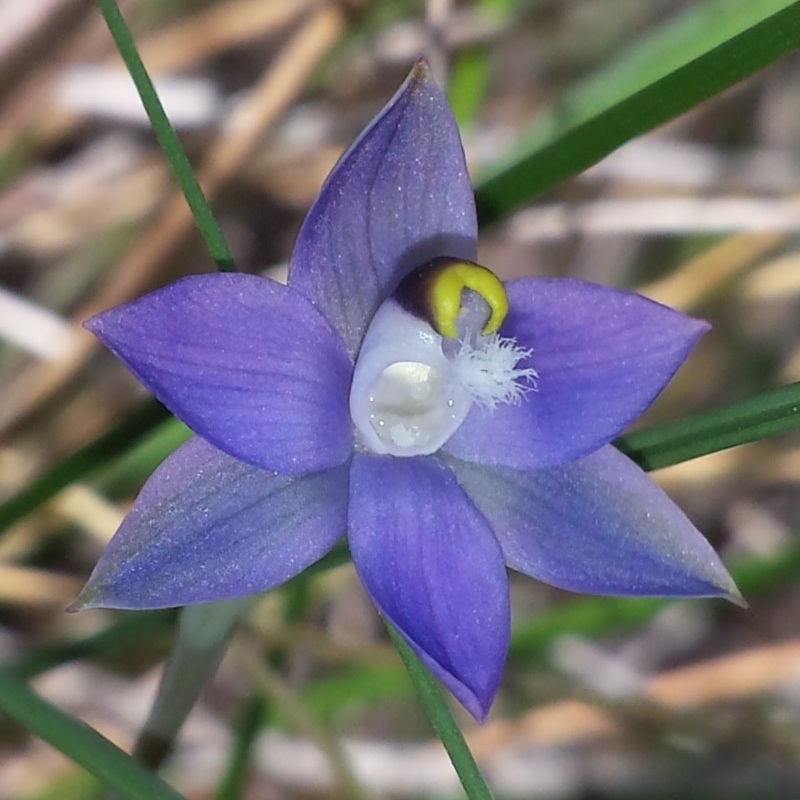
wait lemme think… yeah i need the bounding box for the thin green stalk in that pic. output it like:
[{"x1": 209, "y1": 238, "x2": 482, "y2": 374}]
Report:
[
  {"x1": 132, "y1": 599, "x2": 254, "y2": 771},
  {"x1": 92, "y1": 0, "x2": 236, "y2": 271},
  {"x1": 616, "y1": 381, "x2": 800, "y2": 471},
  {"x1": 0, "y1": 667, "x2": 186, "y2": 800},
  {"x1": 385, "y1": 622, "x2": 494, "y2": 800},
  {"x1": 475, "y1": 1, "x2": 800, "y2": 222}
]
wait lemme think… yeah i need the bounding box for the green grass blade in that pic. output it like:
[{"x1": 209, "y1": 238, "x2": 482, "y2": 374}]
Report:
[
  {"x1": 386, "y1": 622, "x2": 495, "y2": 800},
  {"x1": 92, "y1": 0, "x2": 236, "y2": 271},
  {"x1": 0, "y1": 667, "x2": 187, "y2": 800},
  {"x1": 544, "y1": 0, "x2": 796, "y2": 128},
  {"x1": 475, "y1": 0, "x2": 800, "y2": 222},
  {"x1": 94, "y1": 415, "x2": 193, "y2": 498},
  {"x1": 616, "y1": 381, "x2": 800, "y2": 471}
]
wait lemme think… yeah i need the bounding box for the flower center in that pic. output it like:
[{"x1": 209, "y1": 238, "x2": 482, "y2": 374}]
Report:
[
  {"x1": 367, "y1": 361, "x2": 452, "y2": 450},
  {"x1": 349, "y1": 300, "x2": 474, "y2": 456},
  {"x1": 349, "y1": 258, "x2": 537, "y2": 457}
]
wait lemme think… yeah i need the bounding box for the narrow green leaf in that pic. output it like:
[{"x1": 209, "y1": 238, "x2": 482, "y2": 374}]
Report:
[
  {"x1": 0, "y1": 667, "x2": 187, "y2": 800},
  {"x1": 386, "y1": 622, "x2": 495, "y2": 800},
  {"x1": 94, "y1": 416, "x2": 193, "y2": 498},
  {"x1": 133, "y1": 600, "x2": 253, "y2": 771},
  {"x1": 475, "y1": 1, "x2": 800, "y2": 222},
  {"x1": 92, "y1": 0, "x2": 236, "y2": 271},
  {"x1": 548, "y1": 0, "x2": 796, "y2": 126},
  {"x1": 616, "y1": 381, "x2": 800, "y2": 471}
]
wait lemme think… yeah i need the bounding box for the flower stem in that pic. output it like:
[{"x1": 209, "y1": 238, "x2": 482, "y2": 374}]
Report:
[
  {"x1": 92, "y1": 0, "x2": 236, "y2": 272},
  {"x1": 385, "y1": 621, "x2": 495, "y2": 800},
  {"x1": 132, "y1": 599, "x2": 254, "y2": 771}
]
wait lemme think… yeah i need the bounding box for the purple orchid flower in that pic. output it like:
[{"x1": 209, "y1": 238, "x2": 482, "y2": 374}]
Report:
[{"x1": 76, "y1": 62, "x2": 739, "y2": 721}]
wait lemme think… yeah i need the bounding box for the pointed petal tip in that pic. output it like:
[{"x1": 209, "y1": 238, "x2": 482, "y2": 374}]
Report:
[
  {"x1": 66, "y1": 578, "x2": 126, "y2": 612},
  {"x1": 698, "y1": 556, "x2": 744, "y2": 608},
  {"x1": 729, "y1": 593, "x2": 748, "y2": 609},
  {"x1": 667, "y1": 566, "x2": 745, "y2": 607},
  {"x1": 439, "y1": 666, "x2": 498, "y2": 723},
  {"x1": 410, "y1": 58, "x2": 431, "y2": 81},
  {"x1": 82, "y1": 313, "x2": 101, "y2": 335},
  {"x1": 689, "y1": 315, "x2": 712, "y2": 341},
  {"x1": 464, "y1": 694, "x2": 493, "y2": 724},
  {"x1": 724, "y1": 582, "x2": 747, "y2": 609},
  {"x1": 82, "y1": 306, "x2": 129, "y2": 349},
  {"x1": 406, "y1": 635, "x2": 498, "y2": 723},
  {"x1": 672, "y1": 576, "x2": 745, "y2": 607},
  {"x1": 65, "y1": 588, "x2": 95, "y2": 613},
  {"x1": 396, "y1": 619, "x2": 502, "y2": 723}
]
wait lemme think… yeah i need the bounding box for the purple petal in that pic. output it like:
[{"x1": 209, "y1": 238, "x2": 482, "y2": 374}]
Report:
[
  {"x1": 444, "y1": 279, "x2": 709, "y2": 469},
  {"x1": 73, "y1": 437, "x2": 349, "y2": 610},
  {"x1": 446, "y1": 446, "x2": 741, "y2": 601},
  {"x1": 348, "y1": 453, "x2": 509, "y2": 720},
  {"x1": 289, "y1": 62, "x2": 477, "y2": 355},
  {"x1": 86, "y1": 273, "x2": 353, "y2": 475}
]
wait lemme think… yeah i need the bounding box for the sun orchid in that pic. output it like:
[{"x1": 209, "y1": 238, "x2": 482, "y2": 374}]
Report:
[{"x1": 77, "y1": 62, "x2": 740, "y2": 721}]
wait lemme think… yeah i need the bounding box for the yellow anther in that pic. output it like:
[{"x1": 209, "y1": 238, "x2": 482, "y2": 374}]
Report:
[{"x1": 428, "y1": 262, "x2": 509, "y2": 339}]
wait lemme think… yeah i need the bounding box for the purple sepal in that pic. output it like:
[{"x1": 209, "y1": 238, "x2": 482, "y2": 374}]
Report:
[
  {"x1": 289, "y1": 62, "x2": 478, "y2": 355},
  {"x1": 72, "y1": 437, "x2": 349, "y2": 610},
  {"x1": 446, "y1": 445, "x2": 741, "y2": 601},
  {"x1": 445, "y1": 279, "x2": 709, "y2": 470},
  {"x1": 348, "y1": 453, "x2": 509, "y2": 721},
  {"x1": 85, "y1": 273, "x2": 353, "y2": 475}
]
